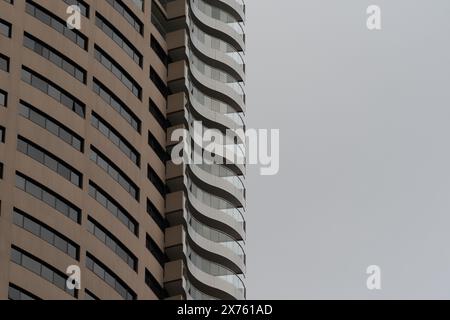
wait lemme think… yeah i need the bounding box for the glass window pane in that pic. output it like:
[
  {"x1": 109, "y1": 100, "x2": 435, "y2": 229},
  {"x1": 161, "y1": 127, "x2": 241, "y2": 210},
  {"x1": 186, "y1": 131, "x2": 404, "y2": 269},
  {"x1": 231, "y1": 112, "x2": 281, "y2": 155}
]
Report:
[
  {"x1": 55, "y1": 199, "x2": 69, "y2": 216},
  {"x1": 11, "y1": 249, "x2": 21, "y2": 264},
  {"x1": 94, "y1": 227, "x2": 106, "y2": 243},
  {"x1": 41, "y1": 265, "x2": 54, "y2": 282},
  {"x1": 44, "y1": 155, "x2": 58, "y2": 172},
  {"x1": 22, "y1": 255, "x2": 41, "y2": 274},
  {"x1": 46, "y1": 120, "x2": 59, "y2": 136},
  {"x1": 23, "y1": 218, "x2": 40, "y2": 235},
  {"x1": 28, "y1": 145, "x2": 44, "y2": 163},
  {"x1": 93, "y1": 263, "x2": 105, "y2": 279},
  {"x1": 69, "y1": 208, "x2": 79, "y2": 222},
  {"x1": 27, "y1": 182, "x2": 43, "y2": 199},
  {"x1": 53, "y1": 273, "x2": 66, "y2": 290},
  {"x1": 41, "y1": 227, "x2": 55, "y2": 244},
  {"x1": 54, "y1": 236, "x2": 68, "y2": 252},
  {"x1": 12, "y1": 211, "x2": 24, "y2": 226},
  {"x1": 43, "y1": 191, "x2": 56, "y2": 208},
  {"x1": 67, "y1": 244, "x2": 77, "y2": 259},
  {"x1": 105, "y1": 272, "x2": 115, "y2": 287}
]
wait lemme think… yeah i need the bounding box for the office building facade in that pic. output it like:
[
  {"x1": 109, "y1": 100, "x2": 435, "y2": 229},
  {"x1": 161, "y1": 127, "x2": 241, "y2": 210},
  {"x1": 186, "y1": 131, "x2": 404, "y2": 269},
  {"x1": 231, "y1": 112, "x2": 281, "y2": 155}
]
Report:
[{"x1": 0, "y1": 0, "x2": 245, "y2": 300}]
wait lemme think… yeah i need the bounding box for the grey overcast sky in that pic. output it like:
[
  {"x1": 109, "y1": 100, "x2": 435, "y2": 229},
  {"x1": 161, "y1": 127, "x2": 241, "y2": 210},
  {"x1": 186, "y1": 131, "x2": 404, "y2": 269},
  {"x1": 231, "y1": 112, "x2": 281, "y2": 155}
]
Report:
[{"x1": 245, "y1": 0, "x2": 450, "y2": 299}]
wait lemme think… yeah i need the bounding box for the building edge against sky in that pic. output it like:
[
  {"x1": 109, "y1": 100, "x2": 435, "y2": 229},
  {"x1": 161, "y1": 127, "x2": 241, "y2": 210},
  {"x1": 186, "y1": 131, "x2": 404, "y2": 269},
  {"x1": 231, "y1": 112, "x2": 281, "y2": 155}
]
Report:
[{"x1": 0, "y1": 0, "x2": 246, "y2": 300}]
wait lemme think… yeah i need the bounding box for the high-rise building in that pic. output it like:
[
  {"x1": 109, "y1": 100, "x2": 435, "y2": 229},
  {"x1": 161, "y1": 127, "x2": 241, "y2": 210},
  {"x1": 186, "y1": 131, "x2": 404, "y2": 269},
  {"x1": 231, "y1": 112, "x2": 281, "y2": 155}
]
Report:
[{"x1": 0, "y1": 0, "x2": 246, "y2": 300}]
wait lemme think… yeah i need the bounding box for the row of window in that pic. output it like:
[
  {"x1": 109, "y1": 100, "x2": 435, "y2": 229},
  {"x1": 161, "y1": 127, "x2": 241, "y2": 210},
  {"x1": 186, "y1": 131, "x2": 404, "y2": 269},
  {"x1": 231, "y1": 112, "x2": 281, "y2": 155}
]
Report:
[
  {"x1": 89, "y1": 146, "x2": 139, "y2": 200},
  {"x1": 84, "y1": 289, "x2": 99, "y2": 300},
  {"x1": 86, "y1": 253, "x2": 136, "y2": 300},
  {"x1": 145, "y1": 268, "x2": 166, "y2": 299},
  {"x1": 146, "y1": 234, "x2": 167, "y2": 268},
  {"x1": 147, "y1": 164, "x2": 166, "y2": 197},
  {"x1": 0, "y1": 18, "x2": 12, "y2": 38},
  {"x1": 150, "y1": 66, "x2": 168, "y2": 97},
  {"x1": 91, "y1": 112, "x2": 140, "y2": 167},
  {"x1": 22, "y1": 66, "x2": 85, "y2": 118},
  {"x1": 19, "y1": 101, "x2": 84, "y2": 152},
  {"x1": 24, "y1": 32, "x2": 86, "y2": 83},
  {"x1": 15, "y1": 172, "x2": 81, "y2": 223},
  {"x1": 106, "y1": 0, "x2": 143, "y2": 34},
  {"x1": 25, "y1": 0, "x2": 87, "y2": 50},
  {"x1": 94, "y1": 45, "x2": 141, "y2": 99},
  {"x1": 11, "y1": 246, "x2": 77, "y2": 298},
  {"x1": 88, "y1": 181, "x2": 138, "y2": 236},
  {"x1": 149, "y1": 97, "x2": 168, "y2": 130},
  {"x1": 151, "y1": 35, "x2": 168, "y2": 66},
  {"x1": 148, "y1": 130, "x2": 168, "y2": 163},
  {"x1": 0, "y1": 53, "x2": 9, "y2": 72},
  {"x1": 93, "y1": 78, "x2": 140, "y2": 132},
  {"x1": 151, "y1": 0, "x2": 167, "y2": 37},
  {"x1": 17, "y1": 136, "x2": 82, "y2": 187},
  {"x1": 0, "y1": 89, "x2": 7, "y2": 107},
  {"x1": 87, "y1": 216, "x2": 137, "y2": 271},
  {"x1": 147, "y1": 198, "x2": 167, "y2": 232},
  {"x1": 8, "y1": 284, "x2": 40, "y2": 301},
  {"x1": 0, "y1": 126, "x2": 5, "y2": 143},
  {"x1": 95, "y1": 13, "x2": 142, "y2": 66},
  {"x1": 12, "y1": 208, "x2": 79, "y2": 260}
]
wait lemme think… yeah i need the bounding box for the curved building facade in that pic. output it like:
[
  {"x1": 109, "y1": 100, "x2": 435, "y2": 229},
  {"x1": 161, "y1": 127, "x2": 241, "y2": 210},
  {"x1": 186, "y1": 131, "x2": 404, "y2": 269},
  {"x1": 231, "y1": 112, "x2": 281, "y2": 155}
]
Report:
[
  {"x1": 163, "y1": 0, "x2": 246, "y2": 300},
  {"x1": 0, "y1": 0, "x2": 245, "y2": 300}
]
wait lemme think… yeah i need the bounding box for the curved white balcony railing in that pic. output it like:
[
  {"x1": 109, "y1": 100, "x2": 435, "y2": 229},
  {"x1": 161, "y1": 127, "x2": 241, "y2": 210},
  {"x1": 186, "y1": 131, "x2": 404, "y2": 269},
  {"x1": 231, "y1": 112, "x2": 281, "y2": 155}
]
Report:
[
  {"x1": 186, "y1": 245, "x2": 245, "y2": 299},
  {"x1": 196, "y1": 164, "x2": 245, "y2": 191},
  {"x1": 189, "y1": 81, "x2": 245, "y2": 129},
  {"x1": 189, "y1": 18, "x2": 245, "y2": 67},
  {"x1": 186, "y1": 188, "x2": 245, "y2": 241},
  {"x1": 194, "y1": 0, "x2": 245, "y2": 36},
  {"x1": 189, "y1": 90, "x2": 243, "y2": 134},
  {"x1": 189, "y1": 50, "x2": 245, "y2": 99},
  {"x1": 186, "y1": 256, "x2": 244, "y2": 300},
  {"x1": 186, "y1": 216, "x2": 245, "y2": 274},
  {"x1": 186, "y1": 113, "x2": 247, "y2": 167},
  {"x1": 189, "y1": 164, "x2": 245, "y2": 208},
  {"x1": 188, "y1": 212, "x2": 245, "y2": 261},
  {"x1": 218, "y1": 0, "x2": 245, "y2": 20},
  {"x1": 187, "y1": 178, "x2": 245, "y2": 224},
  {"x1": 190, "y1": 0, "x2": 245, "y2": 51},
  {"x1": 186, "y1": 279, "x2": 218, "y2": 300},
  {"x1": 190, "y1": 63, "x2": 245, "y2": 113},
  {"x1": 189, "y1": 23, "x2": 245, "y2": 82}
]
